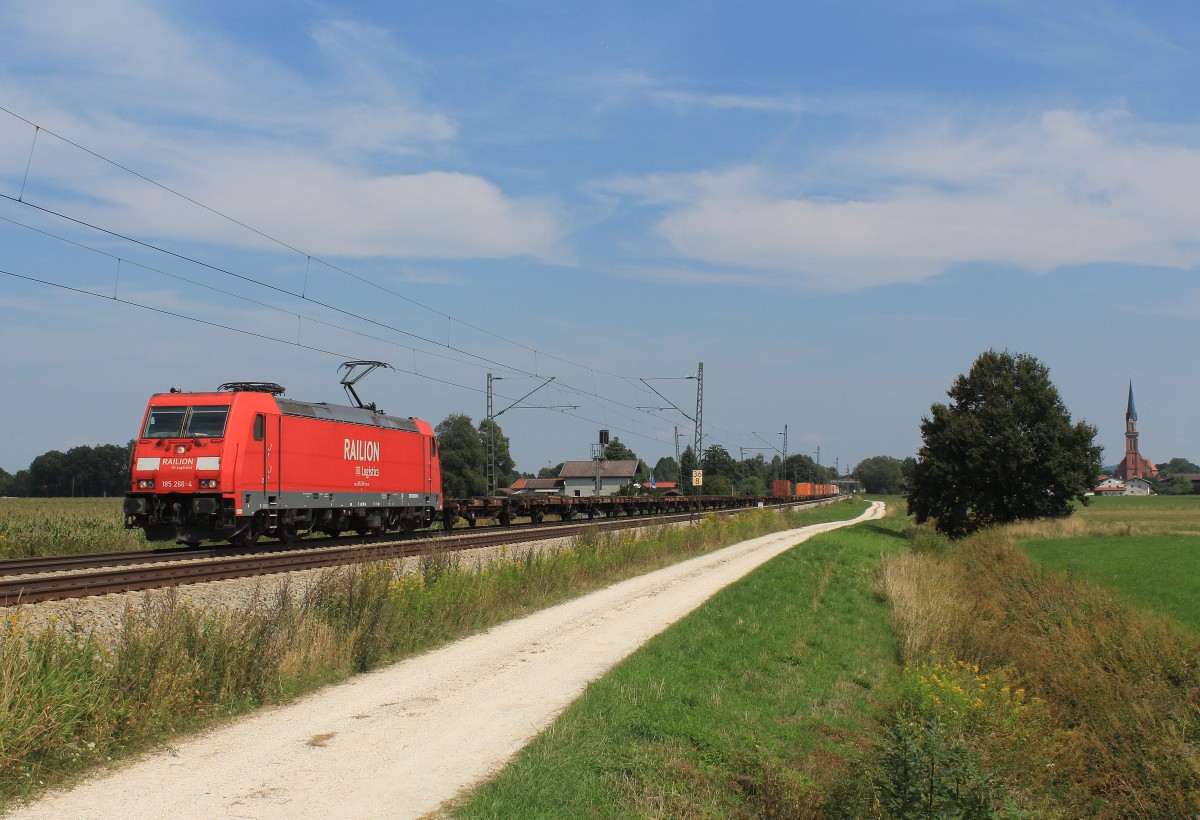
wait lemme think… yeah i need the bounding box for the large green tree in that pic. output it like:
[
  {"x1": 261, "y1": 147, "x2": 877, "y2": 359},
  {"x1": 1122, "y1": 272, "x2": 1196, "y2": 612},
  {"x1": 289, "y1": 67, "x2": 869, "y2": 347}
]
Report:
[
  {"x1": 782, "y1": 453, "x2": 834, "y2": 484},
  {"x1": 1161, "y1": 457, "x2": 1200, "y2": 475},
  {"x1": 5, "y1": 443, "x2": 132, "y2": 497},
  {"x1": 679, "y1": 445, "x2": 698, "y2": 494},
  {"x1": 908, "y1": 350, "x2": 1101, "y2": 538},
  {"x1": 738, "y1": 453, "x2": 769, "y2": 483},
  {"x1": 436, "y1": 414, "x2": 486, "y2": 498},
  {"x1": 738, "y1": 475, "x2": 766, "y2": 496},
  {"x1": 855, "y1": 455, "x2": 905, "y2": 494},
  {"x1": 1156, "y1": 474, "x2": 1196, "y2": 496},
  {"x1": 477, "y1": 418, "x2": 517, "y2": 490},
  {"x1": 602, "y1": 437, "x2": 638, "y2": 462},
  {"x1": 701, "y1": 444, "x2": 738, "y2": 482},
  {"x1": 651, "y1": 456, "x2": 679, "y2": 483}
]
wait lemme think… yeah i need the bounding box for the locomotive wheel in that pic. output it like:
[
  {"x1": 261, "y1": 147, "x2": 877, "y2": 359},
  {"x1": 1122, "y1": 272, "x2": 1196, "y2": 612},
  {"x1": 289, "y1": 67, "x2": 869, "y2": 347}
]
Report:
[
  {"x1": 277, "y1": 525, "x2": 301, "y2": 545},
  {"x1": 233, "y1": 529, "x2": 259, "y2": 547}
]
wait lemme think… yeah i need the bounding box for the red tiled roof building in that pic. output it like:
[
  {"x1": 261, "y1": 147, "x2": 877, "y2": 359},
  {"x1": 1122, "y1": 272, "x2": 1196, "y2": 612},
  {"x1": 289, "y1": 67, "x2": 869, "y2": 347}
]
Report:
[{"x1": 1112, "y1": 382, "x2": 1158, "y2": 481}]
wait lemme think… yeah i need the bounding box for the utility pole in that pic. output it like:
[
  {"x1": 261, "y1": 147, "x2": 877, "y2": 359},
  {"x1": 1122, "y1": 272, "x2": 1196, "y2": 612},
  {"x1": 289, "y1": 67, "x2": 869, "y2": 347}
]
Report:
[
  {"x1": 639, "y1": 369, "x2": 702, "y2": 490},
  {"x1": 694, "y1": 361, "x2": 703, "y2": 466},
  {"x1": 594, "y1": 430, "x2": 609, "y2": 497},
  {"x1": 486, "y1": 373, "x2": 496, "y2": 496},
  {"x1": 486, "y1": 373, "x2": 576, "y2": 495}
]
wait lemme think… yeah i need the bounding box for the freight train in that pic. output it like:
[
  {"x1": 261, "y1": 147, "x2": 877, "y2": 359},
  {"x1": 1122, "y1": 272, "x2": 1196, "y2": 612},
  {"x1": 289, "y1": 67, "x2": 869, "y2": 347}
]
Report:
[
  {"x1": 124, "y1": 367, "x2": 838, "y2": 547},
  {"x1": 123, "y1": 366, "x2": 441, "y2": 546}
]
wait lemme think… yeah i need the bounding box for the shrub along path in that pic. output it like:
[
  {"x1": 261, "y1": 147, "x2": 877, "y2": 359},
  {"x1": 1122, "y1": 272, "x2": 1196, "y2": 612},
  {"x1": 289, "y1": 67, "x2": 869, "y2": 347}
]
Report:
[{"x1": 8, "y1": 503, "x2": 884, "y2": 820}]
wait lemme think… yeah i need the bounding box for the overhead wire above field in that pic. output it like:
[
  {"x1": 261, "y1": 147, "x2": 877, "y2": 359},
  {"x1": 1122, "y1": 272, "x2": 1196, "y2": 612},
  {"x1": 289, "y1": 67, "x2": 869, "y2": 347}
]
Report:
[{"x1": 0, "y1": 104, "x2": 767, "y2": 455}]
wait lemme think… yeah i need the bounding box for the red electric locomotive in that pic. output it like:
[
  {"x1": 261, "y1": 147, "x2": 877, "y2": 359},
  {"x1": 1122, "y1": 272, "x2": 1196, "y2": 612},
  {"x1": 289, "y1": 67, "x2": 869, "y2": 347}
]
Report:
[{"x1": 124, "y1": 363, "x2": 442, "y2": 546}]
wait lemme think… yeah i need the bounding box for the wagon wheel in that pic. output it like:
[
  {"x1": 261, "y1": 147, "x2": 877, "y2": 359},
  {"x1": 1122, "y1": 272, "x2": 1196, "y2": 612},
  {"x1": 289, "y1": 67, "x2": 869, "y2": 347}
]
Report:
[
  {"x1": 232, "y1": 527, "x2": 259, "y2": 547},
  {"x1": 277, "y1": 524, "x2": 302, "y2": 545}
]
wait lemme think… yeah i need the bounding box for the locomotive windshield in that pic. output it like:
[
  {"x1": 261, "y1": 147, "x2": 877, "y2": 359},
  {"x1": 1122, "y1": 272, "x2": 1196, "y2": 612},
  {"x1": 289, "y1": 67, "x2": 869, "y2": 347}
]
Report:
[{"x1": 143, "y1": 405, "x2": 230, "y2": 438}]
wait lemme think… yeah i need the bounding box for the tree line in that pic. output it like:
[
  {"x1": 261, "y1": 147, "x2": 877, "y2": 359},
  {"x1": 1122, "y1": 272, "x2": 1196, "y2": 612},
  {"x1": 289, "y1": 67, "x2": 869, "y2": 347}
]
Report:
[
  {"x1": 0, "y1": 416, "x2": 839, "y2": 499},
  {"x1": 1, "y1": 443, "x2": 133, "y2": 498},
  {"x1": 13, "y1": 369, "x2": 1189, "y2": 508}
]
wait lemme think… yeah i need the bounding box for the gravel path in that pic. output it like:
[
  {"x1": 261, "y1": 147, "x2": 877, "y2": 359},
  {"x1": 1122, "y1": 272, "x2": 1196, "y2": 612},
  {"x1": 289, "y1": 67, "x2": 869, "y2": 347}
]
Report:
[{"x1": 6, "y1": 502, "x2": 884, "y2": 820}]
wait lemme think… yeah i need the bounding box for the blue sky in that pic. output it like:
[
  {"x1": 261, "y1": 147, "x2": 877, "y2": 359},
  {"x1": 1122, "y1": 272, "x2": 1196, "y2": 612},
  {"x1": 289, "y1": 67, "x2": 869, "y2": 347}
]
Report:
[{"x1": 1, "y1": 1, "x2": 1198, "y2": 477}]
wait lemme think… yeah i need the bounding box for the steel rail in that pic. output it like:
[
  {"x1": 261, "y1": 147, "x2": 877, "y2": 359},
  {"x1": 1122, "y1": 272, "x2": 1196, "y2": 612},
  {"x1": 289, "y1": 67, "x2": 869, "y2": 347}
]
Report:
[{"x1": 0, "y1": 501, "x2": 820, "y2": 606}]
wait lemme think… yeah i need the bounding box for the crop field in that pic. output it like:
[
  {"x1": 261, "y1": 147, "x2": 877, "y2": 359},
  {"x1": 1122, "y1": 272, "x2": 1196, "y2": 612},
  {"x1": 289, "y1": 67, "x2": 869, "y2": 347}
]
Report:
[
  {"x1": 1018, "y1": 496, "x2": 1200, "y2": 634},
  {"x1": 0, "y1": 498, "x2": 146, "y2": 558}
]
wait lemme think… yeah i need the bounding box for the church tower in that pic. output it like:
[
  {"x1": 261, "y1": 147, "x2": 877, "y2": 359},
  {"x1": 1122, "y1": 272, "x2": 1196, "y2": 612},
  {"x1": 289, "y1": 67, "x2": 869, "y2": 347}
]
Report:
[
  {"x1": 1113, "y1": 381, "x2": 1158, "y2": 481},
  {"x1": 1124, "y1": 382, "x2": 1139, "y2": 464}
]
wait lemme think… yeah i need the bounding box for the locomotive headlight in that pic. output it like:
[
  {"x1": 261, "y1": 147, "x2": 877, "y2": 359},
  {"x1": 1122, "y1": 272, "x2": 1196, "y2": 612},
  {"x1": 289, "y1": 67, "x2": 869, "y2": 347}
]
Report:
[
  {"x1": 176, "y1": 445, "x2": 187, "y2": 454},
  {"x1": 199, "y1": 479, "x2": 218, "y2": 489},
  {"x1": 137, "y1": 479, "x2": 156, "y2": 489}
]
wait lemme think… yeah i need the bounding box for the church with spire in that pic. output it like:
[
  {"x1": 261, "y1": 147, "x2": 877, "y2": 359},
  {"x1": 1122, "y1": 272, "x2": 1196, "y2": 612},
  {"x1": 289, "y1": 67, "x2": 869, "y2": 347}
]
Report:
[{"x1": 1112, "y1": 381, "x2": 1158, "y2": 481}]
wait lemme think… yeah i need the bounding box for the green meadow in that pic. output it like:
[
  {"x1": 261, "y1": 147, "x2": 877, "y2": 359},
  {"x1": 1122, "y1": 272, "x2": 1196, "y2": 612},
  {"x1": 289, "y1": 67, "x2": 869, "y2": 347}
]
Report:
[
  {"x1": 452, "y1": 508, "x2": 905, "y2": 818},
  {"x1": 1017, "y1": 495, "x2": 1200, "y2": 633}
]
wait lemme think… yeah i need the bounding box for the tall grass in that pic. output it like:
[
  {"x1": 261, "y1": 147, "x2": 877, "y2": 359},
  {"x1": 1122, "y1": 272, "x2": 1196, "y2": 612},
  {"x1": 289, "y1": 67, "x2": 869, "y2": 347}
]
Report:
[
  {"x1": 876, "y1": 522, "x2": 1200, "y2": 817},
  {"x1": 0, "y1": 500, "x2": 864, "y2": 809}
]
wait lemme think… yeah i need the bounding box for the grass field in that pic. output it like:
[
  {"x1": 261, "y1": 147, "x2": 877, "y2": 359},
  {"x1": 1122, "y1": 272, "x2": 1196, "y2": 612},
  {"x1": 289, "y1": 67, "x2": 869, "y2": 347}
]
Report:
[
  {"x1": 1015, "y1": 495, "x2": 1200, "y2": 634},
  {"x1": 1023, "y1": 535, "x2": 1200, "y2": 633},
  {"x1": 885, "y1": 495, "x2": 1200, "y2": 815},
  {"x1": 1008, "y1": 494, "x2": 1195, "y2": 633},
  {"x1": 0, "y1": 498, "x2": 146, "y2": 558},
  {"x1": 0, "y1": 500, "x2": 867, "y2": 810},
  {"x1": 453, "y1": 496, "x2": 1200, "y2": 817},
  {"x1": 452, "y1": 507, "x2": 906, "y2": 817}
]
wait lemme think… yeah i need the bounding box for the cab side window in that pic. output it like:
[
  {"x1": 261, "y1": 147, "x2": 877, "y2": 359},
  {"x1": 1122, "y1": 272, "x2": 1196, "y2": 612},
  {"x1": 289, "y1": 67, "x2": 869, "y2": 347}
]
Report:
[{"x1": 253, "y1": 414, "x2": 265, "y2": 442}]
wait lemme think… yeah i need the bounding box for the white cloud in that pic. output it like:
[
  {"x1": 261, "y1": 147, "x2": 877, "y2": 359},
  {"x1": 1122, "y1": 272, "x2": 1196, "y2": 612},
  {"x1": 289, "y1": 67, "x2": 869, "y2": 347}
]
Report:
[
  {"x1": 80, "y1": 148, "x2": 564, "y2": 259},
  {"x1": 0, "y1": 0, "x2": 564, "y2": 261},
  {"x1": 604, "y1": 110, "x2": 1200, "y2": 290}
]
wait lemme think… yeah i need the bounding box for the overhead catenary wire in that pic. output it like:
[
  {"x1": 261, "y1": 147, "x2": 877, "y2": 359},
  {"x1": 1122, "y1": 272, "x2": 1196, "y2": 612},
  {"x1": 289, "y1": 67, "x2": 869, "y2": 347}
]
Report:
[
  {"x1": 0, "y1": 104, "x2": 630, "y2": 381},
  {"x1": 0, "y1": 105, "x2": 764, "y2": 456},
  {"x1": 0, "y1": 264, "x2": 676, "y2": 449},
  {"x1": 0, "y1": 189, "x2": 685, "y2": 442}
]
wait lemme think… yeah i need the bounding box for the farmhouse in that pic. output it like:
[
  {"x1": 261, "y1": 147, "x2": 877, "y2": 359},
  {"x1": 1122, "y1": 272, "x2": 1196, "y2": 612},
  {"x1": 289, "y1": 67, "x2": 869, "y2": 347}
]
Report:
[{"x1": 558, "y1": 460, "x2": 639, "y2": 497}]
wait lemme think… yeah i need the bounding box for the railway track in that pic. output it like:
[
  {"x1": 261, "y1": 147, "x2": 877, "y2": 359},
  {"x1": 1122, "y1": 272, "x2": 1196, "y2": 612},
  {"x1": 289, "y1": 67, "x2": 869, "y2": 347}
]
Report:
[{"x1": 0, "y1": 501, "x2": 818, "y2": 606}]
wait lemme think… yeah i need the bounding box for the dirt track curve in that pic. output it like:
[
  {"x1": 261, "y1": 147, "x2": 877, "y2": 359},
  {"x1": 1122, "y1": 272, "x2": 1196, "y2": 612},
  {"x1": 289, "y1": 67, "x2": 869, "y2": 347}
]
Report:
[{"x1": 7, "y1": 501, "x2": 885, "y2": 820}]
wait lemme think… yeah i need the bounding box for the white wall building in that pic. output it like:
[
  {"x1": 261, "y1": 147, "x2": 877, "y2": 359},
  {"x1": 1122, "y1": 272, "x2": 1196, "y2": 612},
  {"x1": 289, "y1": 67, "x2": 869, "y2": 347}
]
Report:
[{"x1": 558, "y1": 460, "x2": 639, "y2": 497}]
